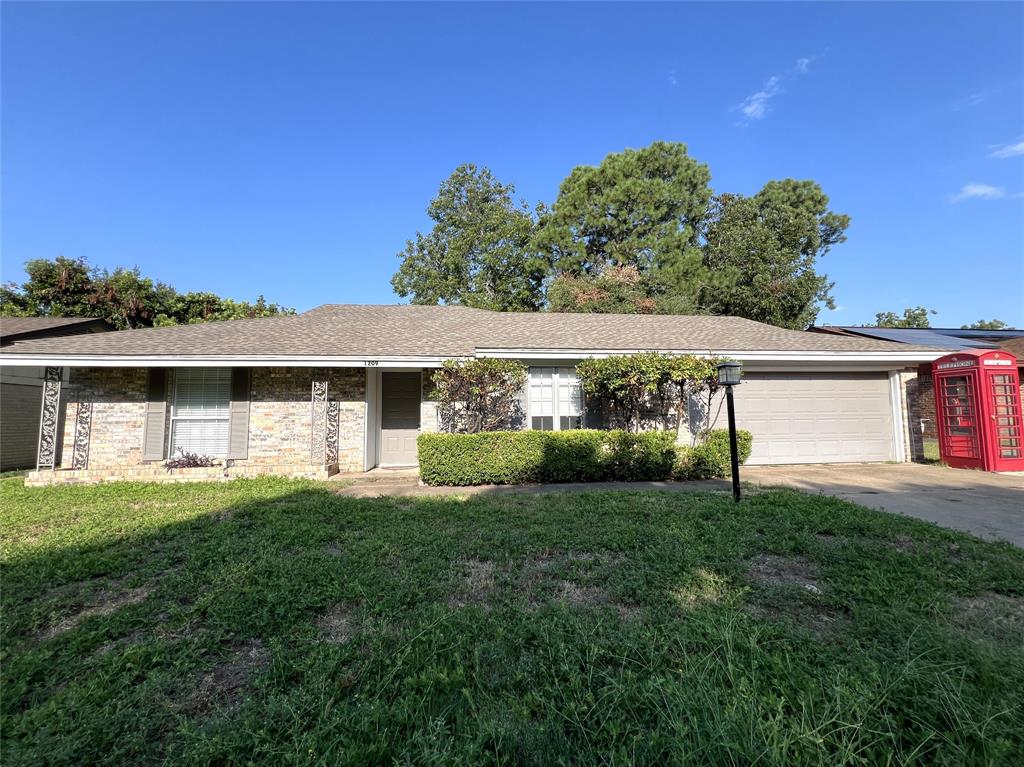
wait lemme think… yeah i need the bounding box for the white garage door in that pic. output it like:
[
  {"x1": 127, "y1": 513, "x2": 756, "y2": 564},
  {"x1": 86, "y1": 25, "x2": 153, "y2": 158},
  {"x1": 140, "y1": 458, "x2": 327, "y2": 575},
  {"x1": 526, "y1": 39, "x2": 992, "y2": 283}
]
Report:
[{"x1": 733, "y1": 373, "x2": 896, "y2": 465}]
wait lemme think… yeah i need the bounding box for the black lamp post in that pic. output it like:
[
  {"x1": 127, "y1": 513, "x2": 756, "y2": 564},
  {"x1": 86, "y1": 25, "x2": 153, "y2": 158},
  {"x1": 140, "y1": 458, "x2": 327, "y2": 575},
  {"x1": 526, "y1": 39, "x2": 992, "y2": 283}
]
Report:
[{"x1": 717, "y1": 361, "x2": 743, "y2": 502}]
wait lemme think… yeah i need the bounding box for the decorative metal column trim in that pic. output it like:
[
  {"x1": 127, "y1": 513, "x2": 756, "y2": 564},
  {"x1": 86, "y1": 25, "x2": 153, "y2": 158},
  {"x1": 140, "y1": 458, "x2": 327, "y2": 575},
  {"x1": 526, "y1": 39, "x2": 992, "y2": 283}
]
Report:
[
  {"x1": 326, "y1": 401, "x2": 340, "y2": 464},
  {"x1": 71, "y1": 402, "x2": 93, "y2": 470},
  {"x1": 311, "y1": 374, "x2": 328, "y2": 464},
  {"x1": 36, "y1": 366, "x2": 63, "y2": 470}
]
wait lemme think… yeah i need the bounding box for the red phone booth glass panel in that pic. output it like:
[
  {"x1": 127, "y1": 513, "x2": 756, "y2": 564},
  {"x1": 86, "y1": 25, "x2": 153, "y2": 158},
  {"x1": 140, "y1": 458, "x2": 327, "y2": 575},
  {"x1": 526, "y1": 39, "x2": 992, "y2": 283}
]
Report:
[{"x1": 933, "y1": 350, "x2": 1023, "y2": 472}]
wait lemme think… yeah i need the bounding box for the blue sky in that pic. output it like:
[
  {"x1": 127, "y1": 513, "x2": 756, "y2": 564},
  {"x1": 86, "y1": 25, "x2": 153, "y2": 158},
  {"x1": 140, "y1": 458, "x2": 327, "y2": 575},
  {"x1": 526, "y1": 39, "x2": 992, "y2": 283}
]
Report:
[{"x1": 3, "y1": 2, "x2": 1022, "y2": 327}]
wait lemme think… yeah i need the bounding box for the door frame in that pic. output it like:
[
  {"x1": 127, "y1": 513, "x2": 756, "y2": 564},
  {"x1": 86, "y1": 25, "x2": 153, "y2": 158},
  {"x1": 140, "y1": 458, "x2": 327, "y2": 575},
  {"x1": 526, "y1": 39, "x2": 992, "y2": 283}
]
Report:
[{"x1": 369, "y1": 368, "x2": 423, "y2": 468}]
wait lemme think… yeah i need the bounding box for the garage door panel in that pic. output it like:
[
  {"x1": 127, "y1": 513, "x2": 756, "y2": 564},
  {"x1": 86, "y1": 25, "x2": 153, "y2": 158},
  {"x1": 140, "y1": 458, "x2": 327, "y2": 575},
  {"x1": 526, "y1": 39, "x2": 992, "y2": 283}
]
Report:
[{"x1": 734, "y1": 373, "x2": 895, "y2": 465}]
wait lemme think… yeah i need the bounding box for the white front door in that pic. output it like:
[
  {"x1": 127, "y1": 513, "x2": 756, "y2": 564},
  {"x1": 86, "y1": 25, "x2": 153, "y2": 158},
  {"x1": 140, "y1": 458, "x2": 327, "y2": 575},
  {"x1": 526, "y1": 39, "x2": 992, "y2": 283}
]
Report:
[{"x1": 379, "y1": 372, "x2": 421, "y2": 466}]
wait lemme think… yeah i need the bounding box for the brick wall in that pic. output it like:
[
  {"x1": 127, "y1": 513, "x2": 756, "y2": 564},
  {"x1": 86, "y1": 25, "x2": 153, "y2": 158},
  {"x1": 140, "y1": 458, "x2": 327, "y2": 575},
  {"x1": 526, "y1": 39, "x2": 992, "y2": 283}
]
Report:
[
  {"x1": 420, "y1": 371, "x2": 439, "y2": 434},
  {"x1": 55, "y1": 366, "x2": 366, "y2": 474},
  {"x1": 245, "y1": 367, "x2": 364, "y2": 471},
  {"x1": 58, "y1": 368, "x2": 149, "y2": 468},
  {"x1": 900, "y1": 363, "x2": 937, "y2": 462}
]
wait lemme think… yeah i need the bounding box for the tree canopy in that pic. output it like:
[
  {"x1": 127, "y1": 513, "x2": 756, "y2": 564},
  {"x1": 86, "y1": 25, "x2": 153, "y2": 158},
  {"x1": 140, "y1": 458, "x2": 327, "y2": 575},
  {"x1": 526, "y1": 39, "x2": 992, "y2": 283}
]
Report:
[
  {"x1": 961, "y1": 319, "x2": 1012, "y2": 330},
  {"x1": 0, "y1": 256, "x2": 294, "y2": 329},
  {"x1": 699, "y1": 181, "x2": 850, "y2": 330},
  {"x1": 547, "y1": 266, "x2": 670, "y2": 315},
  {"x1": 390, "y1": 164, "x2": 546, "y2": 312},
  {"x1": 393, "y1": 142, "x2": 852, "y2": 329},
  {"x1": 533, "y1": 141, "x2": 711, "y2": 278},
  {"x1": 873, "y1": 306, "x2": 936, "y2": 329}
]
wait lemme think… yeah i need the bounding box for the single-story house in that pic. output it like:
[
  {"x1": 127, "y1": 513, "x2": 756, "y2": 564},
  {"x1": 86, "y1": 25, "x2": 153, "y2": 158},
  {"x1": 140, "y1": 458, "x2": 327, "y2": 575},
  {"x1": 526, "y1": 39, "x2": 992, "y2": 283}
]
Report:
[
  {"x1": 810, "y1": 325, "x2": 1024, "y2": 460},
  {"x1": 0, "y1": 317, "x2": 114, "y2": 472},
  {"x1": 0, "y1": 305, "x2": 944, "y2": 485}
]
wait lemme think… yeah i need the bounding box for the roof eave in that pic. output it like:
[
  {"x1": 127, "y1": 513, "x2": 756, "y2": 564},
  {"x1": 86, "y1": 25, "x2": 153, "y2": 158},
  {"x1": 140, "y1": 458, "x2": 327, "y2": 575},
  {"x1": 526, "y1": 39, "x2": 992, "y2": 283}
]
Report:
[
  {"x1": 0, "y1": 353, "x2": 458, "y2": 368},
  {"x1": 474, "y1": 347, "x2": 945, "y2": 363}
]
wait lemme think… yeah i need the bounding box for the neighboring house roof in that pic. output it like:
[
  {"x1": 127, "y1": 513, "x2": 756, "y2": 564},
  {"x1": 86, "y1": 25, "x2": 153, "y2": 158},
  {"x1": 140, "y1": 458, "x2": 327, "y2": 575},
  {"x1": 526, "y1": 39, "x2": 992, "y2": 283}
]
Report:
[
  {"x1": 0, "y1": 304, "x2": 943, "y2": 364},
  {"x1": 1000, "y1": 336, "x2": 1024, "y2": 360},
  {"x1": 810, "y1": 325, "x2": 1024, "y2": 351},
  {"x1": 0, "y1": 316, "x2": 114, "y2": 346}
]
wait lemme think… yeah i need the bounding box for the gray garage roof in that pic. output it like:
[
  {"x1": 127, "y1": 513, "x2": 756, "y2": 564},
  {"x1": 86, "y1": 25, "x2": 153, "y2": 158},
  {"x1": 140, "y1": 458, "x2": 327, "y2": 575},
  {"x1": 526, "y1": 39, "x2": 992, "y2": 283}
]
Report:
[{"x1": 0, "y1": 304, "x2": 942, "y2": 360}]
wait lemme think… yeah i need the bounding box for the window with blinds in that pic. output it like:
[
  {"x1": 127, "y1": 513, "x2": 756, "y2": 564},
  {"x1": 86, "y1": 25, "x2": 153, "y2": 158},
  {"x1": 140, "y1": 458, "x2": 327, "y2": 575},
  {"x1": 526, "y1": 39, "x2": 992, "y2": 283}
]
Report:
[
  {"x1": 169, "y1": 368, "x2": 231, "y2": 457},
  {"x1": 528, "y1": 367, "x2": 583, "y2": 431}
]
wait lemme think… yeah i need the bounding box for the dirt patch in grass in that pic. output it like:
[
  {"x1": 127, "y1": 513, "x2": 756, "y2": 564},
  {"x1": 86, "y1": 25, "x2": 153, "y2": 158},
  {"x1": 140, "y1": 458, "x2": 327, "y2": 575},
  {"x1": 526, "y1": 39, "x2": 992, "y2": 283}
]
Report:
[
  {"x1": 953, "y1": 592, "x2": 1024, "y2": 643},
  {"x1": 886, "y1": 535, "x2": 916, "y2": 554},
  {"x1": 814, "y1": 533, "x2": 846, "y2": 548},
  {"x1": 745, "y1": 601, "x2": 849, "y2": 637},
  {"x1": 448, "y1": 558, "x2": 497, "y2": 608},
  {"x1": 747, "y1": 554, "x2": 823, "y2": 594},
  {"x1": 518, "y1": 549, "x2": 621, "y2": 586},
  {"x1": 180, "y1": 639, "x2": 269, "y2": 716},
  {"x1": 14, "y1": 523, "x2": 51, "y2": 544},
  {"x1": 324, "y1": 544, "x2": 344, "y2": 557},
  {"x1": 95, "y1": 629, "x2": 147, "y2": 656},
  {"x1": 317, "y1": 605, "x2": 356, "y2": 644},
  {"x1": 554, "y1": 579, "x2": 640, "y2": 620},
  {"x1": 40, "y1": 585, "x2": 151, "y2": 641},
  {"x1": 673, "y1": 568, "x2": 731, "y2": 609}
]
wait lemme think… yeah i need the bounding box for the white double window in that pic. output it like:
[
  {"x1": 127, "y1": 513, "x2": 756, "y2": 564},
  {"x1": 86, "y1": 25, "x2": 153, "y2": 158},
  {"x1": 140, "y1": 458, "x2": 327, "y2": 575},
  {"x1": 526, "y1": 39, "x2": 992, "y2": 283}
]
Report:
[
  {"x1": 528, "y1": 367, "x2": 583, "y2": 431},
  {"x1": 169, "y1": 368, "x2": 231, "y2": 456}
]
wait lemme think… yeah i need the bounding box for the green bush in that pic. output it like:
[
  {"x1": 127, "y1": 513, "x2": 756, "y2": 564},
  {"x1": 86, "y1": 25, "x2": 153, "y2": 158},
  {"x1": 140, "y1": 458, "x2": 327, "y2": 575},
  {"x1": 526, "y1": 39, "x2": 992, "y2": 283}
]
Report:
[
  {"x1": 701, "y1": 428, "x2": 753, "y2": 464},
  {"x1": 418, "y1": 429, "x2": 678, "y2": 486},
  {"x1": 675, "y1": 429, "x2": 753, "y2": 480}
]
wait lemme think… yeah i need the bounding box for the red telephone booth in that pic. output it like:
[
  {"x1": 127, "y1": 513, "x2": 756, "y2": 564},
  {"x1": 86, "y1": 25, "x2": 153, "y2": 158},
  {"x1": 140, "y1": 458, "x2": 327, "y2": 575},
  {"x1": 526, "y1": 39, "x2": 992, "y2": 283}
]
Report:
[{"x1": 933, "y1": 349, "x2": 1023, "y2": 471}]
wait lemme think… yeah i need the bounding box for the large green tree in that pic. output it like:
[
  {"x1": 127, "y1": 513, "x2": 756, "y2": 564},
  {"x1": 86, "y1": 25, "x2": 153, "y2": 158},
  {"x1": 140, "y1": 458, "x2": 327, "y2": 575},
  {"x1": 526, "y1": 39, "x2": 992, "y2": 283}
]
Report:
[
  {"x1": 390, "y1": 164, "x2": 545, "y2": 312},
  {"x1": 961, "y1": 319, "x2": 1012, "y2": 330},
  {"x1": 393, "y1": 144, "x2": 852, "y2": 327},
  {"x1": 546, "y1": 265, "x2": 699, "y2": 315},
  {"x1": 873, "y1": 306, "x2": 936, "y2": 328},
  {"x1": 699, "y1": 180, "x2": 850, "y2": 330},
  {"x1": 0, "y1": 256, "x2": 293, "y2": 329},
  {"x1": 534, "y1": 141, "x2": 712, "y2": 284}
]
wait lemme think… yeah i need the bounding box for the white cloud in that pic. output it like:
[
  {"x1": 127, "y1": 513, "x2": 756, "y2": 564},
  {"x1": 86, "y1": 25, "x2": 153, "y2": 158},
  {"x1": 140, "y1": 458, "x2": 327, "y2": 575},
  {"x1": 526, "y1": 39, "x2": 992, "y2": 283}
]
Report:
[
  {"x1": 737, "y1": 76, "x2": 781, "y2": 122},
  {"x1": 733, "y1": 56, "x2": 816, "y2": 126},
  {"x1": 953, "y1": 91, "x2": 986, "y2": 111},
  {"x1": 989, "y1": 141, "x2": 1024, "y2": 159},
  {"x1": 950, "y1": 183, "x2": 1006, "y2": 202},
  {"x1": 668, "y1": 69, "x2": 678, "y2": 88}
]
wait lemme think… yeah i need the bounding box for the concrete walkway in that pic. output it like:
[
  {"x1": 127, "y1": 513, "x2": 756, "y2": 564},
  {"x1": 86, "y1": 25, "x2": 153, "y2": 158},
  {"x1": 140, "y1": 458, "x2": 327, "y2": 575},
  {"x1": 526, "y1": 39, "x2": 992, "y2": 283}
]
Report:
[
  {"x1": 332, "y1": 476, "x2": 730, "y2": 498},
  {"x1": 332, "y1": 463, "x2": 1023, "y2": 547}
]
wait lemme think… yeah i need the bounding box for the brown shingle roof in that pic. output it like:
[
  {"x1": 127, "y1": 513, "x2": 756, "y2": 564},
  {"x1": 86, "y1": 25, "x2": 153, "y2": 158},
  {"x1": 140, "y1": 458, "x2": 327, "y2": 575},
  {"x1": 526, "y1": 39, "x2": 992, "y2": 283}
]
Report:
[
  {"x1": 1000, "y1": 336, "x2": 1024, "y2": 359},
  {"x1": 0, "y1": 316, "x2": 113, "y2": 345},
  {"x1": 0, "y1": 304, "x2": 942, "y2": 358}
]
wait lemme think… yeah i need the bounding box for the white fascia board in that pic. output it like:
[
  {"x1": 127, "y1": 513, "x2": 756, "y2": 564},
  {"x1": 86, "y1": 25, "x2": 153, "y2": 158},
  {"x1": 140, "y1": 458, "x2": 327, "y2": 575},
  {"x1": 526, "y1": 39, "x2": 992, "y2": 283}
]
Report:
[
  {"x1": 0, "y1": 354, "x2": 454, "y2": 368},
  {"x1": 474, "y1": 348, "x2": 944, "y2": 365}
]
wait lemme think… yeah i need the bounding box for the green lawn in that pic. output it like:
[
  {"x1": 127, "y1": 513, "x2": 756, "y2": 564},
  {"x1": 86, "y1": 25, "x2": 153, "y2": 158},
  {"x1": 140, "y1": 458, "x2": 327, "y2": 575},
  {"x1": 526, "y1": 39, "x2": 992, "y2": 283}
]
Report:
[{"x1": 2, "y1": 478, "x2": 1022, "y2": 766}]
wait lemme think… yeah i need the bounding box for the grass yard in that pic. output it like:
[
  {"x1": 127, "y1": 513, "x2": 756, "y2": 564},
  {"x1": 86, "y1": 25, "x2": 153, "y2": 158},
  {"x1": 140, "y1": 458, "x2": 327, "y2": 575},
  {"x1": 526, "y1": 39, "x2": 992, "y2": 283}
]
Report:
[{"x1": 2, "y1": 478, "x2": 1023, "y2": 766}]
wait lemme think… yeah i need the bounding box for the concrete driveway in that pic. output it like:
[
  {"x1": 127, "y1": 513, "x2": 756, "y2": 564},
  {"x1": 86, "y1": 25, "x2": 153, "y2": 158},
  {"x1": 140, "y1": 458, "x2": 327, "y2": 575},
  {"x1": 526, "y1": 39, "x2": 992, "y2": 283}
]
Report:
[{"x1": 742, "y1": 464, "x2": 1024, "y2": 546}]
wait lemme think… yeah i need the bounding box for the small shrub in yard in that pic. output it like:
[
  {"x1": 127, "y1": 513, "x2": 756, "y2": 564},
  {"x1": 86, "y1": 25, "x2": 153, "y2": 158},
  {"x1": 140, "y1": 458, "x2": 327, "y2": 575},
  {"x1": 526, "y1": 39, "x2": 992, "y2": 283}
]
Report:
[
  {"x1": 675, "y1": 429, "x2": 753, "y2": 480},
  {"x1": 164, "y1": 452, "x2": 218, "y2": 470},
  {"x1": 417, "y1": 429, "x2": 678, "y2": 486}
]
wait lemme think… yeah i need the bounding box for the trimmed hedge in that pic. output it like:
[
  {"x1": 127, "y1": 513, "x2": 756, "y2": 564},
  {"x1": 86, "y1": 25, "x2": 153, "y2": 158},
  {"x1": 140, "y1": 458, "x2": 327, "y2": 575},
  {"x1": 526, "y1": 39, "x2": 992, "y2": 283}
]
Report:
[
  {"x1": 417, "y1": 429, "x2": 678, "y2": 486},
  {"x1": 417, "y1": 428, "x2": 752, "y2": 486},
  {"x1": 675, "y1": 429, "x2": 753, "y2": 480}
]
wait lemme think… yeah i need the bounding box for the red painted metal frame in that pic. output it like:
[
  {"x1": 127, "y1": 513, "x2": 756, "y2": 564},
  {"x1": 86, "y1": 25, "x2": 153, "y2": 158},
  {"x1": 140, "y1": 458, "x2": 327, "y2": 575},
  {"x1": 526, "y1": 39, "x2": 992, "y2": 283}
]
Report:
[{"x1": 932, "y1": 349, "x2": 1024, "y2": 472}]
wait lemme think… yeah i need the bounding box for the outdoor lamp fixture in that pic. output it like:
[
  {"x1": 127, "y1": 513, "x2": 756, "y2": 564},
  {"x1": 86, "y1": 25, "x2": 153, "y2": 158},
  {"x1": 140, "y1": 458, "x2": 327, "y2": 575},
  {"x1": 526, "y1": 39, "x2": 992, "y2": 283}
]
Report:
[{"x1": 717, "y1": 361, "x2": 743, "y2": 502}]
